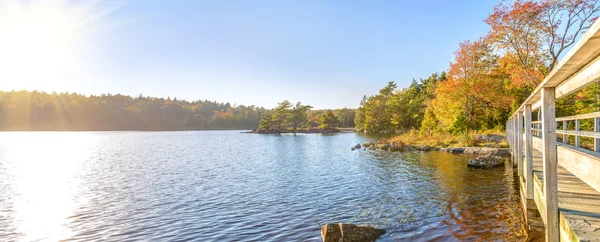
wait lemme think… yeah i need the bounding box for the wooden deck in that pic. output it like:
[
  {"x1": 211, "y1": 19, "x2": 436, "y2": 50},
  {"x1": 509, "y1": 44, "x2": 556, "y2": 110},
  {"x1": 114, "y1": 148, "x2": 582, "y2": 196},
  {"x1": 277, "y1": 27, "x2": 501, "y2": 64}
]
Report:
[
  {"x1": 529, "y1": 148, "x2": 600, "y2": 241},
  {"x1": 506, "y1": 14, "x2": 600, "y2": 241}
]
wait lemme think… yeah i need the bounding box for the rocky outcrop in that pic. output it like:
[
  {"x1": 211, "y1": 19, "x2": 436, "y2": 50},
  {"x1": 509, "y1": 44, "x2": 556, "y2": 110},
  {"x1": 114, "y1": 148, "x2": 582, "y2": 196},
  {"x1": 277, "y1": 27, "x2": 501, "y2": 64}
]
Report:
[
  {"x1": 354, "y1": 143, "x2": 441, "y2": 152},
  {"x1": 473, "y1": 134, "x2": 505, "y2": 143},
  {"x1": 357, "y1": 143, "x2": 507, "y2": 156},
  {"x1": 462, "y1": 147, "x2": 510, "y2": 157},
  {"x1": 467, "y1": 154, "x2": 505, "y2": 168},
  {"x1": 416, "y1": 145, "x2": 437, "y2": 151},
  {"x1": 321, "y1": 223, "x2": 386, "y2": 242},
  {"x1": 378, "y1": 143, "x2": 391, "y2": 151},
  {"x1": 440, "y1": 147, "x2": 510, "y2": 157}
]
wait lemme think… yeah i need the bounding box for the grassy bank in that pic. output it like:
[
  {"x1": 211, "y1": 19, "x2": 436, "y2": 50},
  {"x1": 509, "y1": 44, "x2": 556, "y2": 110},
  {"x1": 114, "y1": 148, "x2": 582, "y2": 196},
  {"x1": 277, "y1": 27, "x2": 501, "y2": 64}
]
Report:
[{"x1": 384, "y1": 130, "x2": 508, "y2": 148}]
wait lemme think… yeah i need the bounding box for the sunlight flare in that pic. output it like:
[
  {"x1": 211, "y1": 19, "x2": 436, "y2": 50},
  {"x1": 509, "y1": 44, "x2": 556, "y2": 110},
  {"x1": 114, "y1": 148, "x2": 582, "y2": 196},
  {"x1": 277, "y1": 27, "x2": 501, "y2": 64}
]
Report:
[{"x1": 0, "y1": 0, "x2": 121, "y2": 90}]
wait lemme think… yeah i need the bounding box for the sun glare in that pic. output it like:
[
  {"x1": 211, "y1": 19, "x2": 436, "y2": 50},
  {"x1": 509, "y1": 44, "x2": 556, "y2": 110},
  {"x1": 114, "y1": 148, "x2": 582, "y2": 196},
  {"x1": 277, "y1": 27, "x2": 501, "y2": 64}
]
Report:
[{"x1": 0, "y1": 0, "x2": 86, "y2": 90}]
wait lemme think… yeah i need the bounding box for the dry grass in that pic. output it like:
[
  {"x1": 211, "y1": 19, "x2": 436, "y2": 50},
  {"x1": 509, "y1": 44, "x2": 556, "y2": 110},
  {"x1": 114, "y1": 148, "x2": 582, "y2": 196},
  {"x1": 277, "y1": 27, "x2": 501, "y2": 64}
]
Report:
[{"x1": 386, "y1": 130, "x2": 508, "y2": 148}]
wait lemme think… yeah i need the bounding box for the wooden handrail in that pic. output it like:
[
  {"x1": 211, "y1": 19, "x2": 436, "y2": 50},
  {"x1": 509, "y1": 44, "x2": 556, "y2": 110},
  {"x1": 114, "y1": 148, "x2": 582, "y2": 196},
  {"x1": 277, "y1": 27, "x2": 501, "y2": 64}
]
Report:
[{"x1": 556, "y1": 112, "x2": 600, "y2": 122}]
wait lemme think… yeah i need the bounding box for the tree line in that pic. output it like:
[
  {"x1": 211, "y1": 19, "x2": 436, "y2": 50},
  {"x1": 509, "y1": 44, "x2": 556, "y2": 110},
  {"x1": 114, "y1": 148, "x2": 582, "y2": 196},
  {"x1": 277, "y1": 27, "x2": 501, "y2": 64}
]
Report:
[
  {"x1": 0, "y1": 91, "x2": 356, "y2": 131},
  {"x1": 356, "y1": 0, "x2": 600, "y2": 134},
  {"x1": 257, "y1": 100, "x2": 355, "y2": 131},
  {"x1": 0, "y1": 90, "x2": 266, "y2": 130}
]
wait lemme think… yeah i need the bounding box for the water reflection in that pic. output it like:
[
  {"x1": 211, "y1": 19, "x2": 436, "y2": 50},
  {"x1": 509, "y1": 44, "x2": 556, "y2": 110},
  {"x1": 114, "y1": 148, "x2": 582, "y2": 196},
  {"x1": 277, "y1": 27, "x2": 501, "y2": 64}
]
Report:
[
  {"x1": 0, "y1": 131, "x2": 536, "y2": 241},
  {"x1": 1, "y1": 132, "x2": 94, "y2": 241}
]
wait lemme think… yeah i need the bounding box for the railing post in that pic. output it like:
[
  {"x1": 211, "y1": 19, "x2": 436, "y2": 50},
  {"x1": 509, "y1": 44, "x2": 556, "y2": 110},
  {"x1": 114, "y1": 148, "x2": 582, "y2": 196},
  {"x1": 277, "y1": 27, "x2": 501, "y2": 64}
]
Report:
[
  {"x1": 525, "y1": 104, "x2": 533, "y2": 199},
  {"x1": 541, "y1": 87, "x2": 559, "y2": 242},
  {"x1": 563, "y1": 121, "x2": 567, "y2": 143},
  {"x1": 506, "y1": 119, "x2": 512, "y2": 149},
  {"x1": 518, "y1": 111, "x2": 523, "y2": 177},
  {"x1": 575, "y1": 119, "x2": 580, "y2": 147},
  {"x1": 513, "y1": 116, "x2": 518, "y2": 167},
  {"x1": 595, "y1": 117, "x2": 600, "y2": 152}
]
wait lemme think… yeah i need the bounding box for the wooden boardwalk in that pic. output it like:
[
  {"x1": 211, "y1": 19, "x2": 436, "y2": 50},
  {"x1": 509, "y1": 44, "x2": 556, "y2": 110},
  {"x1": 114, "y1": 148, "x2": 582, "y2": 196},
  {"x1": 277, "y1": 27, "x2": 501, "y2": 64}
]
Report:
[
  {"x1": 506, "y1": 14, "x2": 600, "y2": 241},
  {"x1": 529, "y1": 148, "x2": 600, "y2": 241}
]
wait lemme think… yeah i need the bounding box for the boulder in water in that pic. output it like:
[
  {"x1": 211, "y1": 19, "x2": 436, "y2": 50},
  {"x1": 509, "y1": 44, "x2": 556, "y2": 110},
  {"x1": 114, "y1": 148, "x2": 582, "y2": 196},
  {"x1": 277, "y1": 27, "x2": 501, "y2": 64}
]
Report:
[
  {"x1": 467, "y1": 154, "x2": 504, "y2": 169},
  {"x1": 449, "y1": 147, "x2": 466, "y2": 154},
  {"x1": 321, "y1": 223, "x2": 386, "y2": 242}
]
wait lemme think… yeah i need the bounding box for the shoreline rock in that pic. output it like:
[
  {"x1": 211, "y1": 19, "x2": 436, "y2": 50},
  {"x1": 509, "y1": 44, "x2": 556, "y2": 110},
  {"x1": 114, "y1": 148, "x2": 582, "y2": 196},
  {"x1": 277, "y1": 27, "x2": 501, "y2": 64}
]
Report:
[
  {"x1": 441, "y1": 147, "x2": 510, "y2": 157},
  {"x1": 467, "y1": 154, "x2": 505, "y2": 168},
  {"x1": 321, "y1": 223, "x2": 386, "y2": 242}
]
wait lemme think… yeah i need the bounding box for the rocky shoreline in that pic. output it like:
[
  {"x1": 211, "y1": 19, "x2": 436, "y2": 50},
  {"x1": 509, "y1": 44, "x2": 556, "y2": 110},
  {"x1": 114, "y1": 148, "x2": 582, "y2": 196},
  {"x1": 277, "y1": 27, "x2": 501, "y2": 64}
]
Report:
[
  {"x1": 355, "y1": 141, "x2": 510, "y2": 157},
  {"x1": 354, "y1": 140, "x2": 510, "y2": 169}
]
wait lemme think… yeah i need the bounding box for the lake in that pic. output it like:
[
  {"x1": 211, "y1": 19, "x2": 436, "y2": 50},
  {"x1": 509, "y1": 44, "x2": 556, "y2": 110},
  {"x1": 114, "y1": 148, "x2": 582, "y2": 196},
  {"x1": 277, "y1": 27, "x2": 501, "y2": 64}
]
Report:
[{"x1": 0, "y1": 131, "x2": 532, "y2": 241}]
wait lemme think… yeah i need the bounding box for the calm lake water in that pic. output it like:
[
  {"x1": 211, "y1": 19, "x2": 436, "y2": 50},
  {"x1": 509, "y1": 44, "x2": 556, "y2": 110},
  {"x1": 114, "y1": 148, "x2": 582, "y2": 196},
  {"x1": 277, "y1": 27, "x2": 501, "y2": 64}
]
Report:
[{"x1": 0, "y1": 131, "x2": 532, "y2": 241}]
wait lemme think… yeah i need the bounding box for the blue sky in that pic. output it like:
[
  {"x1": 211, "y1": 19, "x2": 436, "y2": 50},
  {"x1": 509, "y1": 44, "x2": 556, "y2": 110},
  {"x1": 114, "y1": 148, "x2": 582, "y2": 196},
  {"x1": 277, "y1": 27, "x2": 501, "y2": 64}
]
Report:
[{"x1": 1, "y1": 0, "x2": 498, "y2": 109}]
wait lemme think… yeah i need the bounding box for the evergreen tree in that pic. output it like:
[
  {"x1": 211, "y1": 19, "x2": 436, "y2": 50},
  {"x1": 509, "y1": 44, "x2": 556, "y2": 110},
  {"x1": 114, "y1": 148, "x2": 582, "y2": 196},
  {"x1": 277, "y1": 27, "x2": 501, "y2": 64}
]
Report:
[
  {"x1": 272, "y1": 100, "x2": 292, "y2": 130},
  {"x1": 258, "y1": 112, "x2": 274, "y2": 130},
  {"x1": 354, "y1": 95, "x2": 367, "y2": 130},
  {"x1": 319, "y1": 110, "x2": 339, "y2": 129},
  {"x1": 289, "y1": 102, "x2": 312, "y2": 131}
]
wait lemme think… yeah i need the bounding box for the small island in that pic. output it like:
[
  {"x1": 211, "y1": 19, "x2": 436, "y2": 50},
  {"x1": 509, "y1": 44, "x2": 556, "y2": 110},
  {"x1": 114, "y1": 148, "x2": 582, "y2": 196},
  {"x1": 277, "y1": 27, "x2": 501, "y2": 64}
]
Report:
[{"x1": 250, "y1": 100, "x2": 344, "y2": 134}]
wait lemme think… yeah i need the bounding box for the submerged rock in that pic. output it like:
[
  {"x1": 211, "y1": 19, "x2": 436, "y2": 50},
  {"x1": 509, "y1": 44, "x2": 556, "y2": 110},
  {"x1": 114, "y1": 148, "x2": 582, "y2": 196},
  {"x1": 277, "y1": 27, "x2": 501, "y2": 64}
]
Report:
[
  {"x1": 321, "y1": 223, "x2": 386, "y2": 242},
  {"x1": 450, "y1": 147, "x2": 466, "y2": 154},
  {"x1": 467, "y1": 154, "x2": 504, "y2": 169},
  {"x1": 389, "y1": 145, "x2": 402, "y2": 151}
]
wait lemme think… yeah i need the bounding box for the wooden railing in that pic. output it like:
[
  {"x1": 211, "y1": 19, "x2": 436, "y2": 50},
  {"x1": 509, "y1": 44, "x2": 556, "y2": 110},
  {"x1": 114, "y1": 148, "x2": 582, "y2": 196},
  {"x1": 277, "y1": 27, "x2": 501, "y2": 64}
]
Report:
[
  {"x1": 555, "y1": 112, "x2": 600, "y2": 151},
  {"x1": 506, "y1": 16, "x2": 600, "y2": 242}
]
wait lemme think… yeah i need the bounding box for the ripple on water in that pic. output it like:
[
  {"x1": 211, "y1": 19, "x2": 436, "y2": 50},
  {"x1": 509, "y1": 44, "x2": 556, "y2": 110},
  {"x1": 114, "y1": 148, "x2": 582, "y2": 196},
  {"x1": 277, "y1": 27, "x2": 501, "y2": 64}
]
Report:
[{"x1": 0, "y1": 131, "x2": 532, "y2": 241}]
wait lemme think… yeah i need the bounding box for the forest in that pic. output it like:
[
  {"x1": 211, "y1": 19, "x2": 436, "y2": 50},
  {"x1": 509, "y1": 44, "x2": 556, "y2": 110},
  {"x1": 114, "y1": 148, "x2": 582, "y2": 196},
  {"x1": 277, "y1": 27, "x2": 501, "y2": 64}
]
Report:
[
  {"x1": 355, "y1": 0, "x2": 600, "y2": 135},
  {"x1": 0, "y1": 91, "x2": 356, "y2": 131},
  {"x1": 0, "y1": 91, "x2": 266, "y2": 130}
]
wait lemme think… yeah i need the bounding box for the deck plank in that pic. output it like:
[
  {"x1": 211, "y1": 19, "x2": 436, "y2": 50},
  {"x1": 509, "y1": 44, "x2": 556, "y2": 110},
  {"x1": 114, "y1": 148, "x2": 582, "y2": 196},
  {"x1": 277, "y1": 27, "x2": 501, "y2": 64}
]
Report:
[{"x1": 530, "y1": 149, "x2": 600, "y2": 241}]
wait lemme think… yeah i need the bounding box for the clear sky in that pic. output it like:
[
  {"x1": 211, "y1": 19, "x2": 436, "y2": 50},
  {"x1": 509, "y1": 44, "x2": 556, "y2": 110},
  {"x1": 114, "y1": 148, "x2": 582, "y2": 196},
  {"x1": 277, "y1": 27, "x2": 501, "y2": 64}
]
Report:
[{"x1": 0, "y1": 0, "x2": 498, "y2": 109}]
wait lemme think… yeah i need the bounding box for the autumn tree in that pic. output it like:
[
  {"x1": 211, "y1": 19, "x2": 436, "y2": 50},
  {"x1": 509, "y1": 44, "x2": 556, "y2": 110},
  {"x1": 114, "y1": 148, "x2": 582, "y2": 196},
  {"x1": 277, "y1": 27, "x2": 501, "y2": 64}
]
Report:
[
  {"x1": 433, "y1": 40, "x2": 509, "y2": 131},
  {"x1": 486, "y1": 0, "x2": 600, "y2": 89},
  {"x1": 420, "y1": 108, "x2": 438, "y2": 135}
]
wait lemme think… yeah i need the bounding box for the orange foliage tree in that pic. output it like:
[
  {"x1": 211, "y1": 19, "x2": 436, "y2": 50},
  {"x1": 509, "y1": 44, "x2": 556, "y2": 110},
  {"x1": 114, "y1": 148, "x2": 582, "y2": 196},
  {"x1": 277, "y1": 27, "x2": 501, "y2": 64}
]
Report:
[{"x1": 433, "y1": 40, "x2": 511, "y2": 131}]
